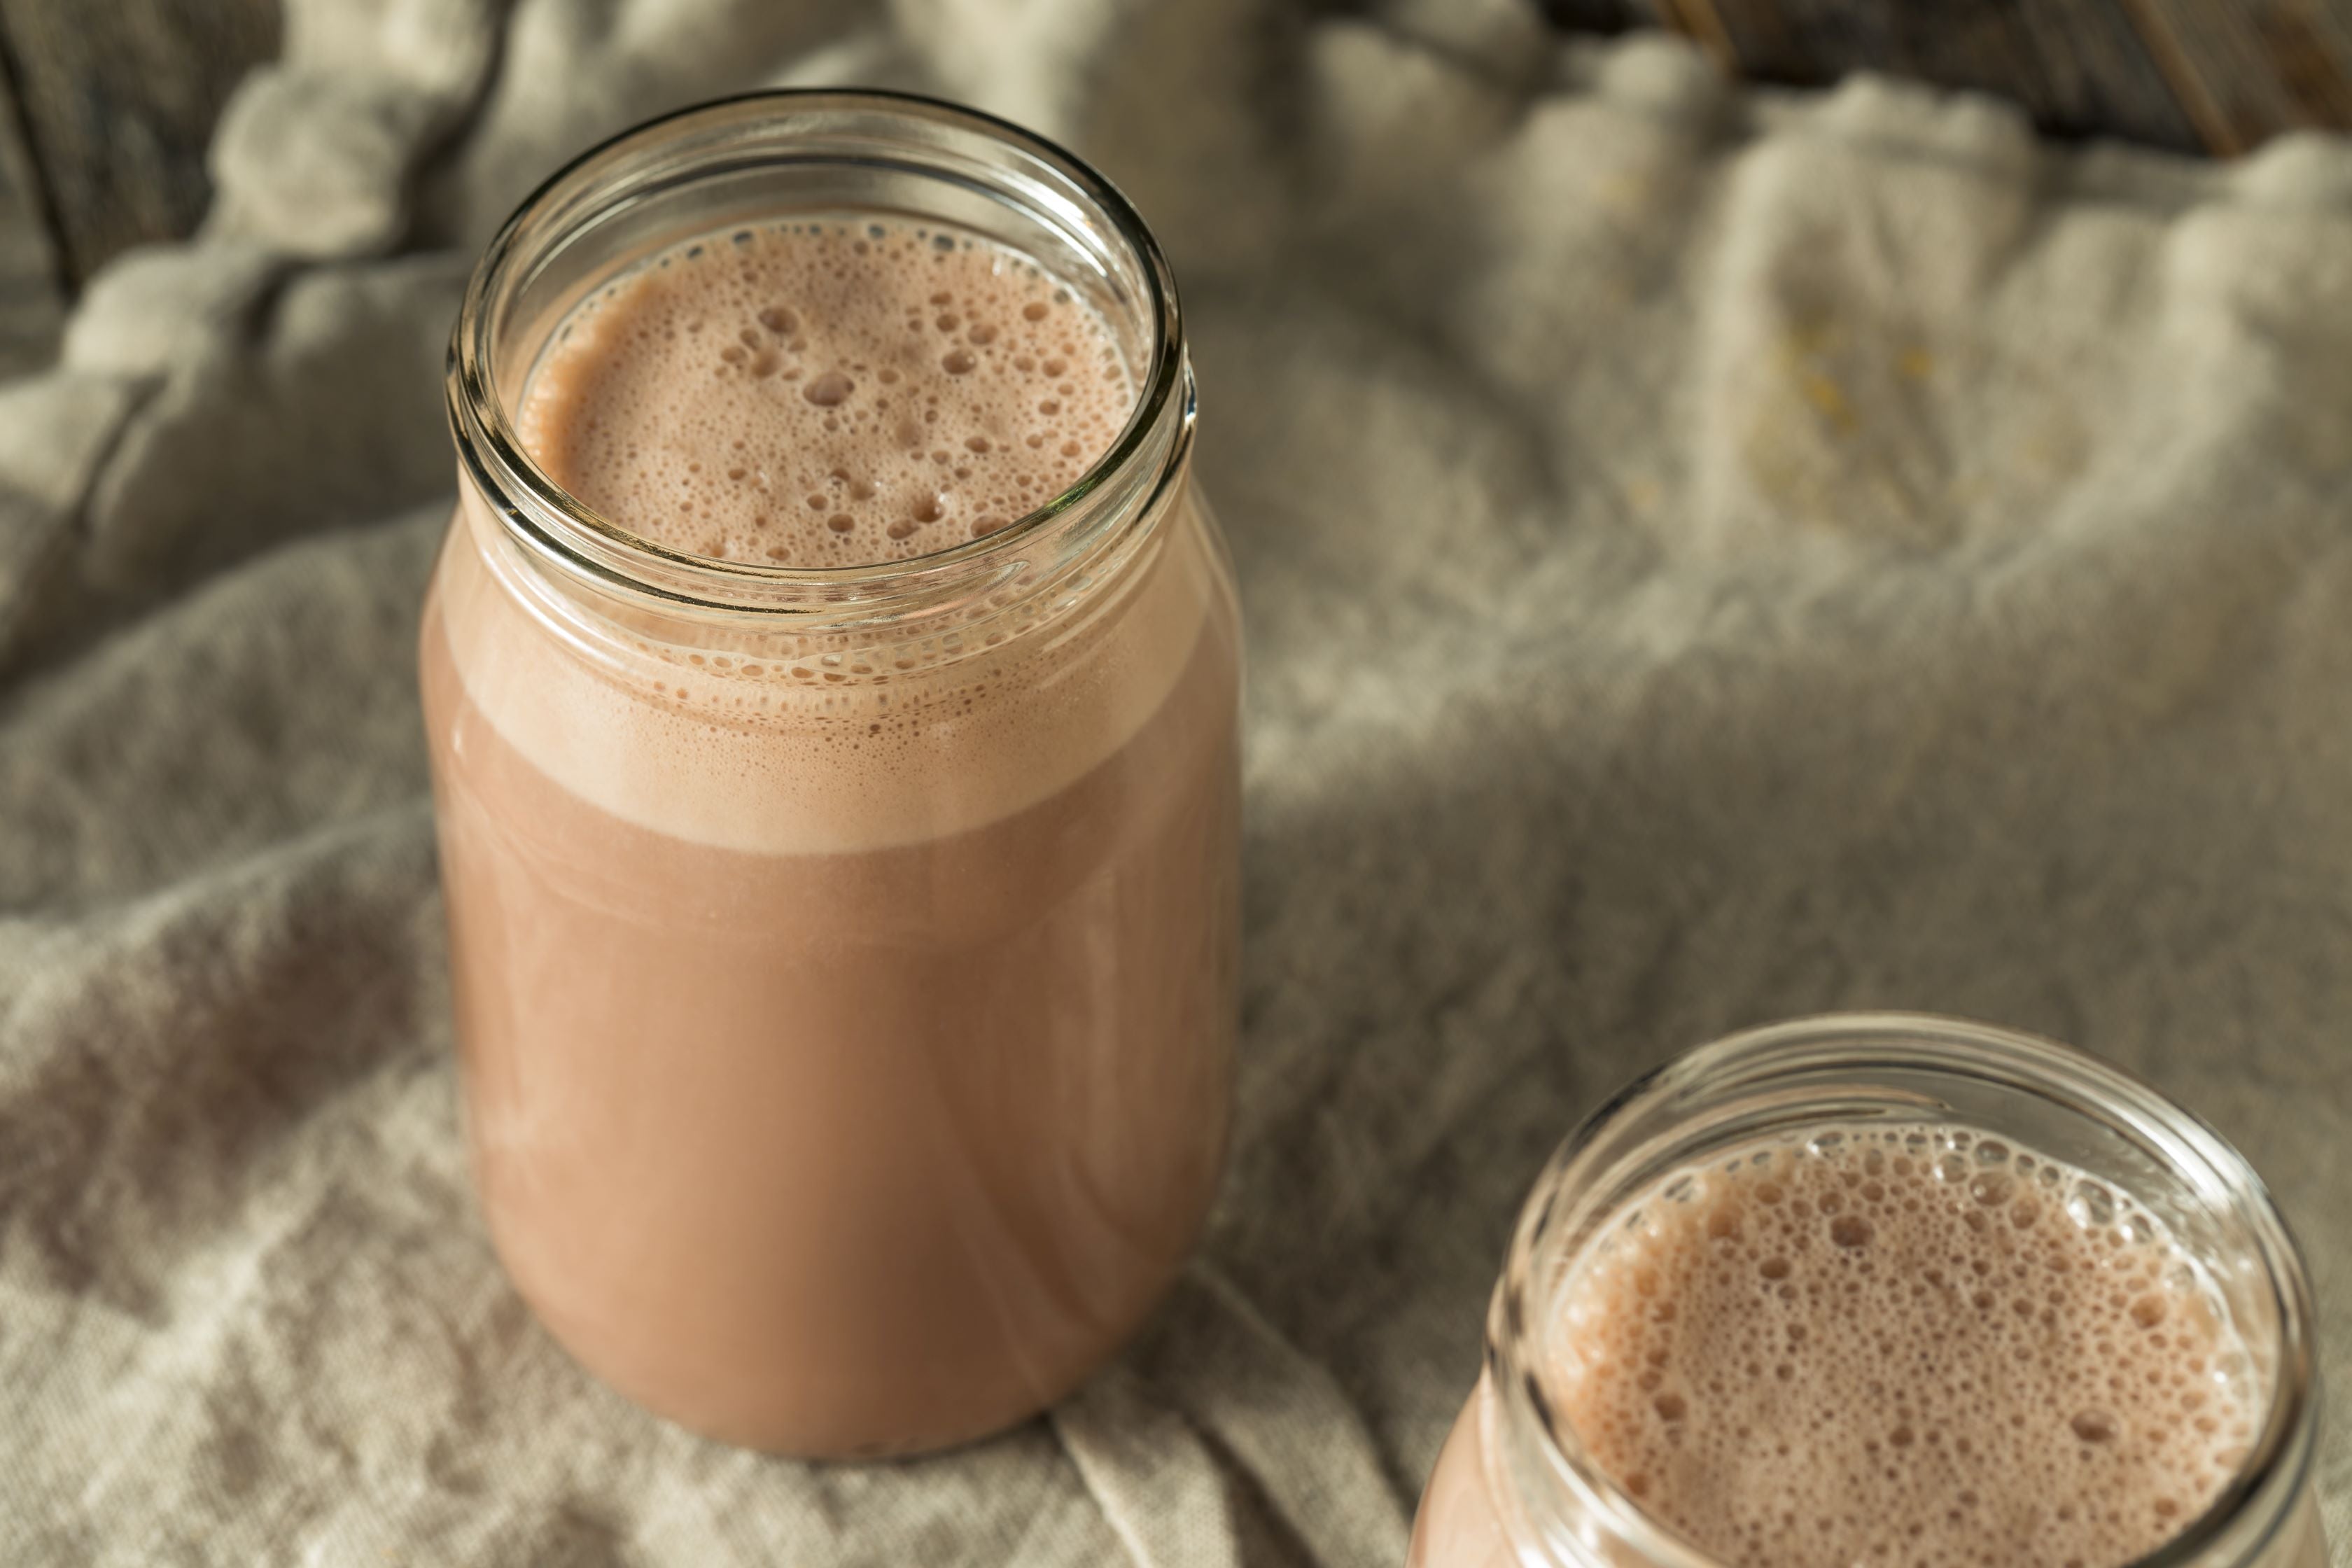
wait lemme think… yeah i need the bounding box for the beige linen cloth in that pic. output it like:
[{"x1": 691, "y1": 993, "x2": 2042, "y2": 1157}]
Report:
[{"x1": 4, "y1": 1, "x2": 2350, "y2": 1562}]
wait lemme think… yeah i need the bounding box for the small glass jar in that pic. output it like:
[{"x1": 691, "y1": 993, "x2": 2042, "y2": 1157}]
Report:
[
  {"x1": 421, "y1": 93, "x2": 1240, "y2": 1457},
  {"x1": 1409, "y1": 1014, "x2": 2325, "y2": 1568}
]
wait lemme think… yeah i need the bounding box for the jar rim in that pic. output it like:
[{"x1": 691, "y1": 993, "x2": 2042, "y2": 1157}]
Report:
[
  {"x1": 447, "y1": 88, "x2": 1188, "y2": 617},
  {"x1": 1487, "y1": 1011, "x2": 2321, "y2": 1568}
]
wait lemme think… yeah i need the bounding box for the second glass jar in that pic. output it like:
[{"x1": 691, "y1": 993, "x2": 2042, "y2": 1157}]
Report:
[{"x1": 1410, "y1": 1014, "x2": 2325, "y2": 1568}]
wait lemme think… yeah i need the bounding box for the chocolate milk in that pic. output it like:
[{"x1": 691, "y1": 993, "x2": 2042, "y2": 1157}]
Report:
[
  {"x1": 1410, "y1": 1125, "x2": 2323, "y2": 1568},
  {"x1": 516, "y1": 220, "x2": 1137, "y2": 565},
  {"x1": 421, "y1": 218, "x2": 1240, "y2": 1455}
]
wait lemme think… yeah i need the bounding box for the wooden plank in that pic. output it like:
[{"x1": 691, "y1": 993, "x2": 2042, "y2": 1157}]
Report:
[
  {"x1": 1670, "y1": 0, "x2": 2211, "y2": 150},
  {"x1": 2004, "y1": 0, "x2": 2219, "y2": 148},
  {"x1": 1539, "y1": 0, "x2": 2352, "y2": 155},
  {"x1": 0, "y1": 0, "x2": 279, "y2": 290},
  {"x1": 1535, "y1": 0, "x2": 1673, "y2": 30},
  {"x1": 2121, "y1": 0, "x2": 2352, "y2": 154},
  {"x1": 0, "y1": 34, "x2": 62, "y2": 379}
]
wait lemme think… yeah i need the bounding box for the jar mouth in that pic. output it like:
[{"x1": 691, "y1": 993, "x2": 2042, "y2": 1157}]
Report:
[
  {"x1": 447, "y1": 88, "x2": 1187, "y2": 618},
  {"x1": 1489, "y1": 1011, "x2": 2320, "y2": 1568}
]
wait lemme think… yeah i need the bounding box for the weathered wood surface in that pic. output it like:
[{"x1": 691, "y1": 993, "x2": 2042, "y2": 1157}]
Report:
[
  {"x1": 0, "y1": 53, "x2": 62, "y2": 379},
  {"x1": 1540, "y1": 0, "x2": 2352, "y2": 155},
  {"x1": 0, "y1": 0, "x2": 278, "y2": 294},
  {"x1": 2129, "y1": 0, "x2": 2352, "y2": 153}
]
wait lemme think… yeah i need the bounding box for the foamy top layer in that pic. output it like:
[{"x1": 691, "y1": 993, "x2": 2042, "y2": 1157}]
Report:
[
  {"x1": 440, "y1": 216, "x2": 1216, "y2": 857},
  {"x1": 516, "y1": 218, "x2": 1135, "y2": 568},
  {"x1": 1548, "y1": 1124, "x2": 2262, "y2": 1568},
  {"x1": 438, "y1": 475, "x2": 1218, "y2": 855}
]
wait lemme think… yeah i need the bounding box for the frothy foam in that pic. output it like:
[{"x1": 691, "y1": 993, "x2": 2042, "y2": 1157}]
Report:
[
  {"x1": 444, "y1": 216, "x2": 1210, "y2": 856},
  {"x1": 1548, "y1": 1125, "x2": 2262, "y2": 1568},
  {"x1": 517, "y1": 219, "x2": 1135, "y2": 566}
]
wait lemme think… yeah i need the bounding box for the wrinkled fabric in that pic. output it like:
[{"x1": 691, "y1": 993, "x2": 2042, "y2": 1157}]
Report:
[{"x1": 3, "y1": 4, "x2": 2349, "y2": 1562}]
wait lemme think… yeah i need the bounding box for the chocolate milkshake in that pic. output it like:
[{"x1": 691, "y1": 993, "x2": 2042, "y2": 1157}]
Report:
[
  {"x1": 1409, "y1": 1018, "x2": 2326, "y2": 1568},
  {"x1": 424, "y1": 98, "x2": 1239, "y2": 1456}
]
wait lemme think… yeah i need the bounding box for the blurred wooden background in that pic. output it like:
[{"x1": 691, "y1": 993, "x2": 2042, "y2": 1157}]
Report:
[
  {"x1": 1547, "y1": 0, "x2": 2352, "y2": 155},
  {"x1": 4, "y1": 0, "x2": 2351, "y2": 377},
  {"x1": 0, "y1": 0, "x2": 280, "y2": 376}
]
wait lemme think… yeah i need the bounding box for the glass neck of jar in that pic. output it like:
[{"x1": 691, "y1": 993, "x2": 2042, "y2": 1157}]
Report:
[
  {"x1": 445, "y1": 89, "x2": 1191, "y2": 645},
  {"x1": 1481, "y1": 1013, "x2": 2320, "y2": 1568}
]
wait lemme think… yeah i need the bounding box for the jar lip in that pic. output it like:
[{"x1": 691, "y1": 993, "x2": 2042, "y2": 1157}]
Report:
[
  {"x1": 1489, "y1": 1011, "x2": 2321, "y2": 1568},
  {"x1": 447, "y1": 88, "x2": 1186, "y2": 614}
]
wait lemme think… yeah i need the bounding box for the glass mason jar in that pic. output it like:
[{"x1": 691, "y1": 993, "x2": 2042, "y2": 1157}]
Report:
[
  {"x1": 1409, "y1": 1014, "x2": 2325, "y2": 1568},
  {"x1": 421, "y1": 93, "x2": 1241, "y2": 1457}
]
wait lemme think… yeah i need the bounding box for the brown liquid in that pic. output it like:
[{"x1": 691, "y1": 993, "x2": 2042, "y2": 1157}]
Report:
[
  {"x1": 1552, "y1": 1127, "x2": 2259, "y2": 1567},
  {"x1": 419, "y1": 508, "x2": 1238, "y2": 1452},
  {"x1": 422, "y1": 216, "x2": 1238, "y2": 1455},
  {"x1": 1410, "y1": 1385, "x2": 2328, "y2": 1568}
]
